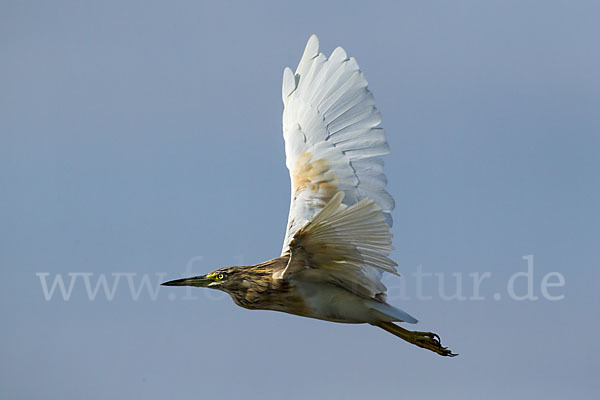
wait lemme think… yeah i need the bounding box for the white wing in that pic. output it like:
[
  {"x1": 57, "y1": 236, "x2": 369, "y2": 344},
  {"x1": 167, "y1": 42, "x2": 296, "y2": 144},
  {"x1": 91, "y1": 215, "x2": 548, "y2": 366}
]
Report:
[
  {"x1": 281, "y1": 35, "x2": 394, "y2": 255},
  {"x1": 283, "y1": 191, "x2": 400, "y2": 300}
]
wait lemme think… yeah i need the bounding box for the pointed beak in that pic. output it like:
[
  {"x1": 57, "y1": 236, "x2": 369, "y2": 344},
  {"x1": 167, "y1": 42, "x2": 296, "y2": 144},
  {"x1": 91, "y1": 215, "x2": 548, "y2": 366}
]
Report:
[{"x1": 161, "y1": 275, "x2": 212, "y2": 287}]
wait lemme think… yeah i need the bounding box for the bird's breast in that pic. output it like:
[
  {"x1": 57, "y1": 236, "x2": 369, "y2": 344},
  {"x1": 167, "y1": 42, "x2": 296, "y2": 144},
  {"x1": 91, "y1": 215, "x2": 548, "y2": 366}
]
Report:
[
  {"x1": 227, "y1": 272, "x2": 375, "y2": 324},
  {"x1": 282, "y1": 278, "x2": 376, "y2": 324}
]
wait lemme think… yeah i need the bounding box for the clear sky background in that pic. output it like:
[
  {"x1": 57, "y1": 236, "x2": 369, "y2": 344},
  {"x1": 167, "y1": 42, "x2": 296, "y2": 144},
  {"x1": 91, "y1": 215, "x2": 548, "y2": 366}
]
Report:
[{"x1": 2, "y1": 1, "x2": 599, "y2": 399}]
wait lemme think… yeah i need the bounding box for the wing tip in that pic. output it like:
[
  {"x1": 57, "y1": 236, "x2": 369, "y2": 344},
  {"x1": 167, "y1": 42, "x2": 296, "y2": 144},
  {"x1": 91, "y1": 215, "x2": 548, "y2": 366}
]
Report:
[
  {"x1": 306, "y1": 34, "x2": 319, "y2": 55},
  {"x1": 282, "y1": 67, "x2": 297, "y2": 102},
  {"x1": 296, "y1": 34, "x2": 320, "y2": 76}
]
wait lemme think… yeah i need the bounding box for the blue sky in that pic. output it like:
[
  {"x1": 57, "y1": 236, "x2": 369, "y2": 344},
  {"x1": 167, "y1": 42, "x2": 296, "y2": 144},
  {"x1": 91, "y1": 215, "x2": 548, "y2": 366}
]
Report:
[{"x1": 2, "y1": 1, "x2": 599, "y2": 399}]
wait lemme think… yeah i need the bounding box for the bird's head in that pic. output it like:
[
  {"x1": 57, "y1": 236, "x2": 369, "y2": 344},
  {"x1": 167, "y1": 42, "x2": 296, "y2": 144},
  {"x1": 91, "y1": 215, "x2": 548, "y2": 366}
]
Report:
[
  {"x1": 161, "y1": 267, "x2": 242, "y2": 291},
  {"x1": 161, "y1": 260, "x2": 280, "y2": 309}
]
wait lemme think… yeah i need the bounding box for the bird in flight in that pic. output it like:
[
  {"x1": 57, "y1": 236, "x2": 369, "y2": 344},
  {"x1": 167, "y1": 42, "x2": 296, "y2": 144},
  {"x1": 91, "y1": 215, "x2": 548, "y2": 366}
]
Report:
[{"x1": 163, "y1": 35, "x2": 456, "y2": 357}]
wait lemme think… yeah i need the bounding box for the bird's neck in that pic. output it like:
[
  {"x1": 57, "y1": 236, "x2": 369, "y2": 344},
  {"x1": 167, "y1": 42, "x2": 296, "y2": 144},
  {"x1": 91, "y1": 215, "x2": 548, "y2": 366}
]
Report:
[{"x1": 226, "y1": 256, "x2": 292, "y2": 310}]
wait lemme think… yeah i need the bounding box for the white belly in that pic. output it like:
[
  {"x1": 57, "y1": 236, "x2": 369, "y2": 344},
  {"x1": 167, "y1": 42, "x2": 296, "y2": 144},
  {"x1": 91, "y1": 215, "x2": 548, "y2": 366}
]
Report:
[{"x1": 292, "y1": 279, "x2": 376, "y2": 324}]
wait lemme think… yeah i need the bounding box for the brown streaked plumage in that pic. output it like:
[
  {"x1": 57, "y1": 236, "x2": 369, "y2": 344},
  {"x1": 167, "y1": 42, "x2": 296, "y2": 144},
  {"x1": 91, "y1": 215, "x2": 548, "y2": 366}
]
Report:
[
  {"x1": 206, "y1": 257, "x2": 309, "y2": 315},
  {"x1": 162, "y1": 35, "x2": 456, "y2": 357}
]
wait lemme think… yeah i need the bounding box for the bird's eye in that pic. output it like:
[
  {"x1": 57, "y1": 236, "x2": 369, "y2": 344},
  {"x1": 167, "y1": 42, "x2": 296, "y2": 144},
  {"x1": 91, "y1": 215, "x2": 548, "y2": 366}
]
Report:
[{"x1": 218, "y1": 273, "x2": 225, "y2": 280}]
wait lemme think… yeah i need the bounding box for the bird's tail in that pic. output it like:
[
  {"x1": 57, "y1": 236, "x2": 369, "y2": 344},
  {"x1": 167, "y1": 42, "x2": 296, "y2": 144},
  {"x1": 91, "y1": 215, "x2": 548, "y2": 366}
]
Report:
[
  {"x1": 373, "y1": 321, "x2": 457, "y2": 357},
  {"x1": 369, "y1": 302, "x2": 418, "y2": 324}
]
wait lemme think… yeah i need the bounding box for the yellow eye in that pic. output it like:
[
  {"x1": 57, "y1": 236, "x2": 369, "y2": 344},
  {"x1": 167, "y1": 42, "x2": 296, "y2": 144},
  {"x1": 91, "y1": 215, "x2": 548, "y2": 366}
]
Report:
[{"x1": 218, "y1": 273, "x2": 224, "y2": 280}]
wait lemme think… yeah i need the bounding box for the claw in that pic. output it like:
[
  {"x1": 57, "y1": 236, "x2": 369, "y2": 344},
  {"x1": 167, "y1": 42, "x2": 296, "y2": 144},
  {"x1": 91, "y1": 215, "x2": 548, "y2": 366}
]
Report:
[{"x1": 411, "y1": 330, "x2": 456, "y2": 357}]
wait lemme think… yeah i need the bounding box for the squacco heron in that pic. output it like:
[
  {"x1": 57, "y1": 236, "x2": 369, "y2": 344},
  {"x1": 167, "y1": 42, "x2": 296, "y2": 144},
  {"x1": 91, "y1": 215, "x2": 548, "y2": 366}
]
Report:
[{"x1": 163, "y1": 35, "x2": 456, "y2": 357}]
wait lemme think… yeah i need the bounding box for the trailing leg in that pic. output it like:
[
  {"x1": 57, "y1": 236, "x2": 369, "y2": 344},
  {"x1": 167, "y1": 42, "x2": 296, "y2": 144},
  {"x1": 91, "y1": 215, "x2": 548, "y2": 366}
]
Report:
[{"x1": 374, "y1": 321, "x2": 457, "y2": 357}]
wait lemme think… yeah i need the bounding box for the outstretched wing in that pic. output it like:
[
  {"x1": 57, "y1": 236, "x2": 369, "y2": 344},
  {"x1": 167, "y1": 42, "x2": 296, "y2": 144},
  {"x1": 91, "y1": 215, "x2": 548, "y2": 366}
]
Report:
[
  {"x1": 281, "y1": 35, "x2": 394, "y2": 255},
  {"x1": 283, "y1": 192, "x2": 400, "y2": 300}
]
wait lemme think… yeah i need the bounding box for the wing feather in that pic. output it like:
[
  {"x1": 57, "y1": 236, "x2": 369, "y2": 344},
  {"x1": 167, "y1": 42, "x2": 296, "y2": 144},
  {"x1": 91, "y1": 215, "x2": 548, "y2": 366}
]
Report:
[
  {"x1": 284, "y1": 192, "x2": 398, "y2": 299},
  {"x1": 281, "y1": 35, "x2": 394, "y2": 257}
]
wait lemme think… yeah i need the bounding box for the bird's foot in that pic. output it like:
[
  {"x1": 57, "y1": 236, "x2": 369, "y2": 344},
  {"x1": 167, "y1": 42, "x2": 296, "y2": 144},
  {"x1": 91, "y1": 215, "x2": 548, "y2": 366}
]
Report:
[
  {"x1": 406, "y1": 330, "x2": 458, "y2": 357},
  {"x1": 375, "y1": 322, "x2": 458, "y2": 357}
]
